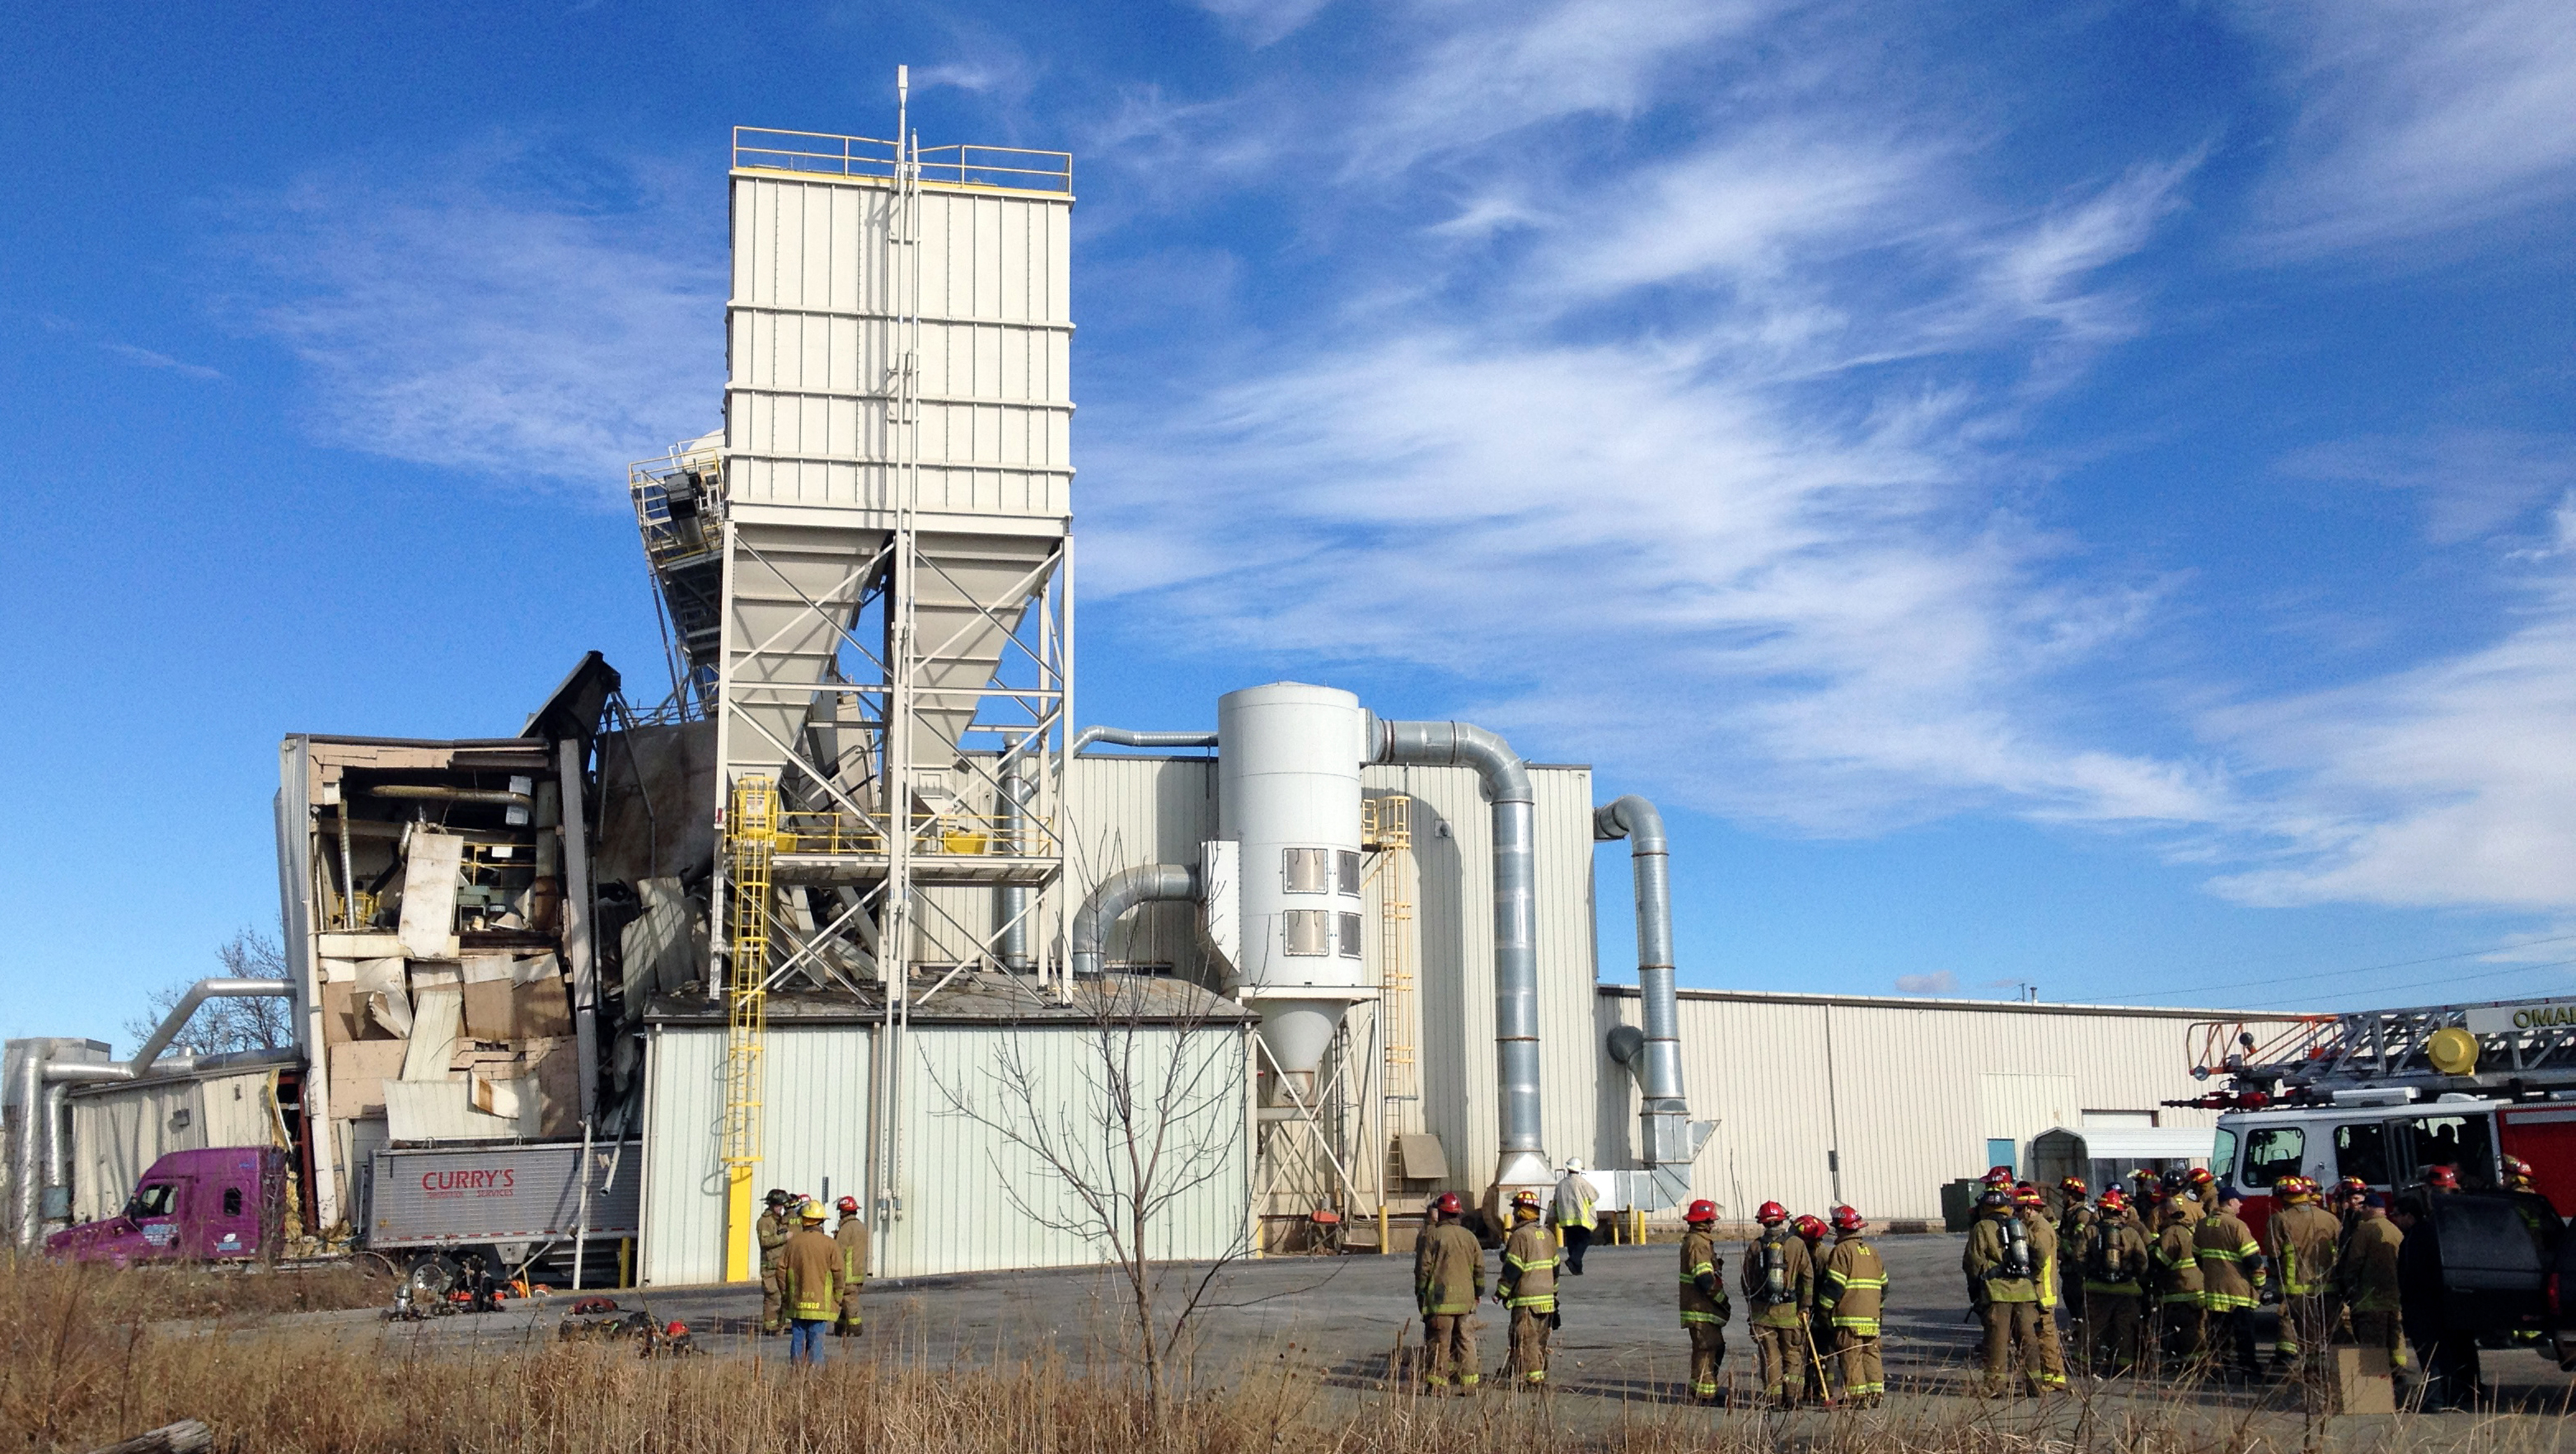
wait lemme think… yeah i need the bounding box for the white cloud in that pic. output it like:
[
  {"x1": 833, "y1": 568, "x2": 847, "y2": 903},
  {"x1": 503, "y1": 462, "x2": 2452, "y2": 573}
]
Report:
[
  {"x1": 2236, "y1": 0, "x2": 2576, "y2": 254},
  {"x1": 1191, "y1": 0, "x2": 1338, "y2": 48},
  {"x1": 2280, "y1": 431, "x2": 2576, "y2": 545},
  {"x1": 1895, "y1": 970, "x2": 1959, "y2": 994},
  {"x1": 97, "y1": 341, "x2": 225, "y2": 381},
  {"x1": 2208, "y1": 577, "x2": 2576, "y2": 909},
  {"x1": 226, "y1": 142, "x2": 723, "y2": 486}
]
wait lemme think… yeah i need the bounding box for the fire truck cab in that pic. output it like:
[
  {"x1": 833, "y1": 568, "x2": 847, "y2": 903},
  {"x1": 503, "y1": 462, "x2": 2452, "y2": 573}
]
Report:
[{"x1": 2211, "y1": 1092, "x2": 2576, "y2": 1236}]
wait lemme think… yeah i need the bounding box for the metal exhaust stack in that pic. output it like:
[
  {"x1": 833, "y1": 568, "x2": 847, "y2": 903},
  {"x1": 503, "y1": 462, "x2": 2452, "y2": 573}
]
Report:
[
  {"x1": 1595, "y1": 795, "x2": 1711, "y2": 1205},
  {"x1": 1365, "y1": 713, "x2": 1552, "y2": 1194}
]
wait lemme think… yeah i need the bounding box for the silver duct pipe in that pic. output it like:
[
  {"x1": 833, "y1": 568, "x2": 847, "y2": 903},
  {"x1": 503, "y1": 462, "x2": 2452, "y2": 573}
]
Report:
[
  {"x1": 996, "y1": 747, "x2": 1034, "y2": 972},
  {"x1": 1365, "y1": 715, "x2": 1550, "y2": 1190},
  {"x1": 124, "y1": 979, "x2": 294, "y2": 1079},
  {"x1": 1595, "y1": 795, "x2": 1698, "y2": 1172},
  {"x1": 1070, "y1": 863, "x2": 1202, "y2": 978},
  {"x1": 1072, "y1": 727, "x2": 1217, "y2": 754}
]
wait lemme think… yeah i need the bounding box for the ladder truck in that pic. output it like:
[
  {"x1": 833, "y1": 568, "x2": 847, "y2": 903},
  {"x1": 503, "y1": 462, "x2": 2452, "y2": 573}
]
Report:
[{"x1": 2169, "y1": 994, "x2": 2576, "y2": 1237}]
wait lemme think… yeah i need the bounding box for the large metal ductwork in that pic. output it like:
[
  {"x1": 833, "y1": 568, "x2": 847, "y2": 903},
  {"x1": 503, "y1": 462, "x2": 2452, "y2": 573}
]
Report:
[
  {"x1": 1073, "y1": 726, "x2": 1218, "y2": 754},
  {"x1": 1364, "y1": 713, "x2": 1552, "y2": 1193},
  {"x1": 1595, "y1": 795, "x2": 1711, "y2": 1204},
  {"x1": 1070, "y1": 863, "x2": 1203, "y2": 979},
  {"x1": 11, "y1": 979, "x2": 297, "y2": 1247}
]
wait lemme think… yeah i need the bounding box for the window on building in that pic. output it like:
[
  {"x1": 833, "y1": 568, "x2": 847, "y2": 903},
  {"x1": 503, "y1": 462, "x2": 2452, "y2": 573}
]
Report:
[
  {"x1": 1285, "y1": 909, "x2": 1331, "y2": 956},
  {"x1": 2241, "y1": 1127, "x2": 2305, "y2": 1188},
  {"x1": 1338, "y1": 912, "x2": 1362, "y2": 957},
  {"x1": 1282, "y1": 849, "x2": 1329, "y2": 893},
  {"x1": 2335, "y1": 1121, "x2": 2391, "y2": 1186},
  {"x1": 1337, "y1": 850, "x2": 1362, "y2": 895}
]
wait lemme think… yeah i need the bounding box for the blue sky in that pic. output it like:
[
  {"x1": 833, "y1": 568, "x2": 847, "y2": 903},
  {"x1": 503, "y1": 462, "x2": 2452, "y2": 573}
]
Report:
[{"x1": 6, "y1": 0, "x2": 2575, "y2": 1049}]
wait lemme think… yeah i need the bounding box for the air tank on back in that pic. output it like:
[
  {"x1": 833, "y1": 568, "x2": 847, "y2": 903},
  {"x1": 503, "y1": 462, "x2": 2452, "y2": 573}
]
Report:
[{"x1": 1217, "y1": 683, "x2": 1371, "y2": 1107}]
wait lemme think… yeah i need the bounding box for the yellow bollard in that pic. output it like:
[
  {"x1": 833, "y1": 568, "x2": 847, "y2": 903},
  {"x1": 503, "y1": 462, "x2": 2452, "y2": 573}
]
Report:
[
  {"x1": 618, "y1": 1237, "x2": 633, "y2": 1288},
  {"x1": 1379, "y1": 1203, "x2": 1389, "y2": 1255}
]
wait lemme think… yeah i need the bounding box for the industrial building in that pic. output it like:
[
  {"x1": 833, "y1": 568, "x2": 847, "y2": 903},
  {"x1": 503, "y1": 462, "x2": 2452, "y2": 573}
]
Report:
[{"x1": 5, "y1": 89, "x2": 2305, "y2": 1279}]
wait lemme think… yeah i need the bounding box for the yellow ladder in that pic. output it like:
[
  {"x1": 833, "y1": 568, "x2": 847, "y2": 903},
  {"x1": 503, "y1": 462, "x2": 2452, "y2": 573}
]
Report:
[
  {"x1": 1362, "y1": 796, "x2": 1417, "y2": 1199},
  {"x1": 721, "y1": 775, "x2": 778, "y2": 1282}
]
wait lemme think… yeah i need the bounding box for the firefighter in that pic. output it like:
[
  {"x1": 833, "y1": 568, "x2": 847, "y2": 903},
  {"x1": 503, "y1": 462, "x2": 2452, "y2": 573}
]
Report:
[
  {"x1": 2150, "y1": 1182, "x2": 2205, "y2": 1368},
  {"x1": 2078, "y1": 1186, "x2": 2149, "y2": 1376},
  {"x1": 2009, "y1": 1185, "x2": 2069, "y2": 1391},
  {"x1": 2194, "y1": 1185, "x2": 2265, "y2": 1382},
  {"x1": 2265, "y1": 1176, "x2": 2339, "y2": 1377},
  {"x1": 831, "y1": 1195, "x2": 869, "y2": 1337},
  {"x1": 1496, "y1": 1190, "x2": 1561, "y2": 1386},
  {"x1": 756, "y1": 1188, "x2": 795, "y2": 1335},
  {"x1": 1678, "y1": 1199, "x2": 1731, "y2": 1405},
  {"x1": 2421, "y1": 1165, "x2": 2460, "y2": 1195},
  {"x1": 1964, "y1": 1188, "x2": 2041, "y2": 1396},
  {"x1": 1741, "y1": 1200, "x2": 1815, "y2": 1407},
  {"x1": 1415, "y1": 1193, "x2": 1484, "y2": 1393},
  {"x1": 2182, "y1": 1166, "x2": 2217, "y2": 1221},
  {"x1": 2333, "y1": 1191, "x2": 2405, "y2": 1376},
  {"x1": 2504, "y1": 1156, "x2": 2537, "y2": 1193},
  {"x1": 778, "y1": 1200, "x2": 843, "y2": 1365},
  {"x1": 1791, "y1": 1214, "x2": 1832, "y2": 1401},
  {"x1": 2056, "y1": 1178, "x2": 2094, "y2": 1341},
  {"x1": 1549, "y1": 1158, "x2": 1599, "y2": 1274},
  {"x1": 1815, "y1": 1205, "x2": 1886, "y2": 1406}
]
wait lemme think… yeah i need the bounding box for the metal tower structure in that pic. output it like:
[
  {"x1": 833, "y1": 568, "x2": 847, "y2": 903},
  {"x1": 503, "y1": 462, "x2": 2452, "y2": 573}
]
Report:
[{"x1": 633, "y1": 76, "x2": 1076, "y2": 1279}]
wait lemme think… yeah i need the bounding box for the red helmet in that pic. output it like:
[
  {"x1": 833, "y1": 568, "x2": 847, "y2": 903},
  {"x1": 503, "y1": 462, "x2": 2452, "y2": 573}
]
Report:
[
  {"x1": 2276, "y1": 1176, "x2": 2311, "y2": 1202},
  {"x1": 836, "y1": 1195, "x2": 859, "y2": 1213},
  {"x1": 1684, "y1": 1199, "x2": 1718, "y2": 1224},
  {"x1": 1756, "y1": 1200, "x2": 1788, "y2": 1225},
  {"x1": 665, "y1": 1321, "x2": 688, "y2": 1337},
  {"x1": 2058, "y1": 1176, "x2": 2087, "y2": 1196},
  {"x1": 1431, "y1": 1192, "x2": 1463, "y2": 1216},
  {"x1": 1791, "y1": 1213, "x2": 1827, "y2": 1241},
  {"x1": 2012, "y1": 1185, "x2": 2044, "y2": 1208},
  {"x1": 2505, "y1": 1157, "x2": 2534, "y2": 1179},
  {"x1": 1829, "y1": 1205, "x2": 1865, "y2": 1234},
  {"x1": 2188, "y1": 1166, "x2": 2216, "y2": 1188},
  {"x1": 2098, "y1": 1187, "x2": 2127, "y2": 1209},
  {"x1": 2336, "y1": 1176, "x2": 2369, "y2": 1198},
  {"x1": 1982, "y1": 1166, "x2": 2014, "y2": 1187},
  {"x1": 2424, "y1": 1166, "x2": 2459, "y2": 1190}
]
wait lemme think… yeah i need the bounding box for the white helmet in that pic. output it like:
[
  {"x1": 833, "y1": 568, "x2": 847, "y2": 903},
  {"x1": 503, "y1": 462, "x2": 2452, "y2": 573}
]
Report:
[{"x1": 1564, "y1": 1157, "x2": 1585, "y2": 1173}]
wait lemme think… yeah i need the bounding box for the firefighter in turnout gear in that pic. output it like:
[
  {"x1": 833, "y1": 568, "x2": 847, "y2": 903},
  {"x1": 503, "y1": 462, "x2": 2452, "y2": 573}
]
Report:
[
  {"x1": 1498, "y1": 1190, "x2": 1562, "y2": 1386},
  {"x1": 2151, "y1": 1184, "x2": 2206, "y2": 1365},
  {"x1": 1965, "y1": 1189, "x2": 2049, "y2": 1396},
  {"x1": 1742, "y1": 1201, "x2": 1815, "y2": 1407},
  {"x1": 2079, "y1": 1187, "x2": 2151, "y2": 1376},
  {"x1": 1679, "y1": 1199, "x2": 1731, "y2": 1404},
  {"x1": 831, "y1": 1195, "x2": 869, "y2": 1337},
  {"x1": 756, "y1": 1189, "x2": 795, "y2": 1334},
  {"x1": 2194, "y1": 1186, "x2": 2266, "y2": 1381},
  {"x1": 2505, "y1": 1156, "x2": 2537, "y2": 1193},
  {"x1": 1792, "y1": 1212, "x2": 1832, "y2": 1398},
  {"x1": 1815, "y1": 1205, "x2": 1886, "y2": 1405},
  {"x1": 2265, "y1": 1176, "x2": 2338, "y2": 1376},
  {"x1": 2335, "y1": 1193, "x2": 2407, "y2": 1372},
  {"x1": 2056, "y1": 1179, "x2": 2094, "y2": 1338},
  {"x1": 779, "y1": 1200, "x2": 844, "y2": 1365},
  {"x1": 2014, "y1": 1185, "x2": 2070, "y2": 1391},
  {"x1": 1415, "y1": 1193, "x2": 1485, "y2": 1393}
]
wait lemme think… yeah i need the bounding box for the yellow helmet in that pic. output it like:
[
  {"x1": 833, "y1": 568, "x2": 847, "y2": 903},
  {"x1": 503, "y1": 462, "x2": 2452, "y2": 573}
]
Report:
[{"x1": 799, "y1": 1199, "x2": 827, "y2": 1223}]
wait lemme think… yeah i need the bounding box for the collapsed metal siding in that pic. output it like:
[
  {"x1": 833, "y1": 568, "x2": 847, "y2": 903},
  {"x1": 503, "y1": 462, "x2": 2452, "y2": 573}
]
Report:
[
  {"x1": 68, "y1": 1071, "x2": 276, "y2": 1223},
  {"x1": 883, "y1": 1023, "x2": 1249, "y2": 1276},
  {"x1": 1597, "y1": 990, "x2": 2264, "y2": 1221},
  {"x1": 639, "y1": 1026, "x2": 873, "y2": 1285}
]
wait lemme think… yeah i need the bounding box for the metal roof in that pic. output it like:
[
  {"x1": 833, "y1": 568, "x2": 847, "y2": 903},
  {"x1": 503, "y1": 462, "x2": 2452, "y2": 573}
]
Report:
[
  {"x1": 641, "y1": 974, "x2": 1255, "y2": 1029},
  {"x1": 1595, "y1": 984, "x2": 2319, "y2": 1021}
]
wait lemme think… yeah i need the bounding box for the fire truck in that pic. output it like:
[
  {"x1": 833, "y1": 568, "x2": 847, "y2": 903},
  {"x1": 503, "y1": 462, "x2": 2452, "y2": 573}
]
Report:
[{"x1": 2172, "y1": 995, "x2": 2576, "y2": 1238}]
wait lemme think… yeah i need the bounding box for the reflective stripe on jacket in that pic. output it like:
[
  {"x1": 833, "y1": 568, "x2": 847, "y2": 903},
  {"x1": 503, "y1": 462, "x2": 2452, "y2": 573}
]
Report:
[
  {"x1": 779, "y1": 1228, "x2": 843, "y2": 1321},
  {"x1": 2152, "y1": 1222, "x2": 2204, "y2": 1305},
  {"x1": 2194, "y1": 1212, "x2": 2262, "y2": 1311},
  {"x1": 1416, "y1": 1222, "x2": 1486, "y2": 1315},
  {"x1": 2267, "y1": 1204, "x2": 2338, "y2": 1297},
  {"x1": 1816, "y1": 1235, "x2": 1886, "y2": 1335},
  {"x1": 1741, "y1": 1227, "x2": 1815, "y2": 1326},
  {"x1": 1965, "y1": 1212, "x2": 2039, "y2": 1304},
  {"x1": 1549, "y1": 1173, "x2": 1597, "y2": 1231},
  {"x1": 1500, "y1": 1223, "x2": 1561, "y2": 1310},
  {"x1": 1679, "y1": 1228, "x2": 1730, "y2": 1326}
]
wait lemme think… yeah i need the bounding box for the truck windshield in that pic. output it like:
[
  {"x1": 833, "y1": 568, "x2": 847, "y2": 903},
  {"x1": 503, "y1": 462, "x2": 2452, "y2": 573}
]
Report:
[
  {"x1": 125, "y1": 1183, "x2": 176, "y2": 1218},
  {"x1": 2211, "y1": 1128, "x2": 2237, "y2": 1183}
]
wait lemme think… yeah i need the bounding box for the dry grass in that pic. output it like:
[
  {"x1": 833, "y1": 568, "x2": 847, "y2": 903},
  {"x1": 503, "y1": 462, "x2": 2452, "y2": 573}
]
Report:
[{"x1": 0, "y1": 1255, "x2": 2564, "y2": 1454}]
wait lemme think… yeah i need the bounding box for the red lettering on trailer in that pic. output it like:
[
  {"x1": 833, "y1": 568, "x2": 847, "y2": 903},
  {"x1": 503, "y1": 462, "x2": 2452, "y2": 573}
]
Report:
[{"x1": 419, "y1": 1168, "x2": 519, "y2": 1195}]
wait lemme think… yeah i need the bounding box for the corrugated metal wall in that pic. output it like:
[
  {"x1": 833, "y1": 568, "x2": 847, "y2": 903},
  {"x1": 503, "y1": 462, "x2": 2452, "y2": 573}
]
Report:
[
  {"x1": 1063, "y1": 754, "x2": 1219, "y2": 980},
  {"x1": 727, "y1": 173, "x2": 1072, "y2": 517},
  {"x1": 882, "y1": 1023, "x2": 1249, "y2": 1276},
  {"x1": 639, "y1": 1026, "x2": 873, "y2": 1285},
  {"x1": 1595, "y1": 989, "x2": 2263, "y2": 1221},
  {"x1": 69, "y1": 1071, "x2": 277, "y2": 1222}
]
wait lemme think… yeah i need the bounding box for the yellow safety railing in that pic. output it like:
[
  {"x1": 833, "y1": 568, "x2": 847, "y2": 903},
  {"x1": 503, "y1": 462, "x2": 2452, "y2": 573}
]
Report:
[
  {"x1": 721, "y1": 776, "x2": 778, "y2": 1282},
  {"x1": 772, "y1": 810, "x2": 1059, "y2": 858},
  {"x1": 732, "y1": 126, "x2": 1073, "y2": 194}
]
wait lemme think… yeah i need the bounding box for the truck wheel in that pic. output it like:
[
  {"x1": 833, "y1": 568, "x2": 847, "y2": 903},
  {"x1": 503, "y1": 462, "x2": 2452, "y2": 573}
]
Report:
[{"x1": 405, "y1": 1253, "x2": 462, "y2": 1303}]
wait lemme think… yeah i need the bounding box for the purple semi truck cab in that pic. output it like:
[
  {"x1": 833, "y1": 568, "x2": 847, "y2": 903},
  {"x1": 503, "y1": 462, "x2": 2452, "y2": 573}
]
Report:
[{"x1": 44, "y1": 1147, "x2": 285, "y2": 1266}]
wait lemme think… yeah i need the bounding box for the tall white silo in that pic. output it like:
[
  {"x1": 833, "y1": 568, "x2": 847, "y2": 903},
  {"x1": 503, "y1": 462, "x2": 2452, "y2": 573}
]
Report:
[{"x1": 1216, "y1": 684, "x2": 1373, "y2": 1106}]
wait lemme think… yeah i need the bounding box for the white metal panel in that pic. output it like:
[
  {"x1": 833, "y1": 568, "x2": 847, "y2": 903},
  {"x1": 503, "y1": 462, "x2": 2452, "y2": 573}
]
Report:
[
  {"x1": 68, "y1": 1072, "x2": 275, "y2": 1222},
  {"x1": 639, "y1": 1026, "x2": 873, "y2": 1285},
  {"x1": 883, "y1": 1023, "x2": 1248, "y2": 1277},
  {"x1": 1063, "y1": 754, "x2": 1218, "y2": 979}
]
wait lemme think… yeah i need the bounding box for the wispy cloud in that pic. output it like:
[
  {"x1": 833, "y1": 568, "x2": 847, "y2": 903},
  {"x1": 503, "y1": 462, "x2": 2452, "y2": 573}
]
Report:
[
  {"x1": 97, "y1": 342, "x2": 225, "y2": 381},
  {"x1": 2233, "y1": 0, "x2": 2576, "y2": 255},
  {"x1": 222, "y1": 138, "x2": 723, "y2": 486},
  {"x1": 1190, "y1": 0, "x2": 1338, "y2": 48},
  {"x1": 2281, "y1": 431, "x2": 2576, "y2": 545},
  {"x1": 1895, "y1": 970, "x2": 1959, "y2": 994}
]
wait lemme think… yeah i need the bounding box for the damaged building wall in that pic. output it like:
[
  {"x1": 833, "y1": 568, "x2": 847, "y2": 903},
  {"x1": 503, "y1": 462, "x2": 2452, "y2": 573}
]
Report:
[{"x1": 68, "y1": 1069, "x2": 280, "y2": 1223}]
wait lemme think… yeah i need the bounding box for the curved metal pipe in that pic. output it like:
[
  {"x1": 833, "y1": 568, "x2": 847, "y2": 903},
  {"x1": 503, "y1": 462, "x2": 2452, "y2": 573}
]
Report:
[
  {"x1": 1070, "y1": 863, "x2": 1202, "y2": 977},
  {"x1": 1072, "y1": 727, "x2": 1218, "y2": 755},
  {"x1": 1366, "y1": 715, "x2": 1548, "y2": 1189},
  {"x1": 368, "y1": 784, "x2": 532, "y2": 806},
  {"x1": 125, "y1": 979, "x2": 295, "y2": 1078},
  {"x1": 1595, "y1": 795, "x2": 1695, "y2": 1168}
]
